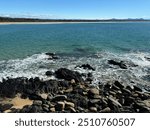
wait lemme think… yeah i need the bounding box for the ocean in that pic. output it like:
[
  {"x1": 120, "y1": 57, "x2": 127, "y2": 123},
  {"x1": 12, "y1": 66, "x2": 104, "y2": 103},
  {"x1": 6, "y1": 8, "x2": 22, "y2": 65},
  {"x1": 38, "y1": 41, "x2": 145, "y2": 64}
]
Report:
[{"x1": 0, "y1": 22, "x2": 150, "y2": 89}]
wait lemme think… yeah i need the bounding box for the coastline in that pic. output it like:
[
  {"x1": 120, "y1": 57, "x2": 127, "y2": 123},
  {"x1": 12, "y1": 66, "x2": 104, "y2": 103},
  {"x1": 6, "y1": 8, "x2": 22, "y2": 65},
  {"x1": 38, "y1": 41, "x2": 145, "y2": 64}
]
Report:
[
  {"x1": 0, "y1": 53, "x2": 150, "y2": 113},
  {"x1": 1, "y1": 21, "x2": 150, "y2": 25}
]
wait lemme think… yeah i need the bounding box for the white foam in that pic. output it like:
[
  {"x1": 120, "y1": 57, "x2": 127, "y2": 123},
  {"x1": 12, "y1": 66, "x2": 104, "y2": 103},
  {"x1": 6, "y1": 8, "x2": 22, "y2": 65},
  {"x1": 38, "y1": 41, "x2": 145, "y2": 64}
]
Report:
[{"x1": 0, "y1": 52, "x2": 149, "y2": 88}]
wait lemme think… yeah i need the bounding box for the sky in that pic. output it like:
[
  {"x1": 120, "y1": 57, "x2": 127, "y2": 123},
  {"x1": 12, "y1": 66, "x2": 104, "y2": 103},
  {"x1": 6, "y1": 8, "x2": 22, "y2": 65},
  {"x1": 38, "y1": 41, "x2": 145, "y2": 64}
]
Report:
[{"x1": 0, "y1": 0, "x2": 150, "y2": 19}]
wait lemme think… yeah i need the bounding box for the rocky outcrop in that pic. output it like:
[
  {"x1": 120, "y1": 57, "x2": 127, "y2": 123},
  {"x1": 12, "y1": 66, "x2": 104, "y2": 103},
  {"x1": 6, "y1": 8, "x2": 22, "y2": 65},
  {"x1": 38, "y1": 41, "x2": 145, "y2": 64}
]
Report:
[
  {"x1": 0, "y1": 67, "x2": 150, "y2": 113},
  {"x1": 55, "y1": 68, "x2": 83, "y2": 82}
]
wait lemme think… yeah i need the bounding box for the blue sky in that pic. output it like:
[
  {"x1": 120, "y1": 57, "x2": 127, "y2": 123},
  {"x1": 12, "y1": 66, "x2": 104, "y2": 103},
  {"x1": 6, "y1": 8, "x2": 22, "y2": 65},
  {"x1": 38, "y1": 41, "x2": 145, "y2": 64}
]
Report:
[{"x1": 0, "y1": 0, "x2": 150, "y2": 19}]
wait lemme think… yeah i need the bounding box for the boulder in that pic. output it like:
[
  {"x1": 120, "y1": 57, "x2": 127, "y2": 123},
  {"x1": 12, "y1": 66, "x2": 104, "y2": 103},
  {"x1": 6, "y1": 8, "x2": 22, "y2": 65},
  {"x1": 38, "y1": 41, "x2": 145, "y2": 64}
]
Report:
[
  {"x1": 88, "y1": 88, "x2": 99, "y2": 95},
  {"x1": 134, "y1": 99, "x2": 150, "y2": 112},
  {"x1": 76, "y1": 64, "x2": 95, "y2": 71},
  {"x1": 65, "y1": 101, "x2": 75, "y2": 108},
  {"x1": 0, "y1": 104, "x2": 13, "y2": 112},
  {"x1": 88, "y1": 88, "x2": 100, "y2": 99},
  {"x1": 114, "y1": 81, "x2": 124, "y2": 89},
  {"x1": 45, "y1": 52, "x2": 59, "y2": 59},
  {"x1": 108, "y1": 60, "x2": 127, "y2": 69},
  {"x1": 50, "y1": 107, "x2": 55, "y2": 112},
  {"x1": 45, "y1": 71, "x2": 54, "y2": 76},
  {"x1": 51, "y1": 95, "x2": 67, "y2": 102},
  {"x1": 100, "y1": 107, "x2": 111, "y2": 113},
  {"x1": 55, "y1": 102, "x2": 65, "y2": 111},
  {"x1": 55, "y1": 68, "x2": 83, "y2": 82},
  {"x1": 108, "y1": 97, "x2": 122, "y2": 108},
  {"x1": 33, "y1": 100, "x2": 43, "y2": 106},
  {"x1": 89, "y1": 107, "x2": 97, "y2": 112}
]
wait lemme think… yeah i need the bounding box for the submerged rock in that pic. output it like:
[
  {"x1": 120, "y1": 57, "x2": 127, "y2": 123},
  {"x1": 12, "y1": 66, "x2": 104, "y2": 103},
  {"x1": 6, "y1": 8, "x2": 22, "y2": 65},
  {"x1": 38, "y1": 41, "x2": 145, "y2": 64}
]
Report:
[
  {"x1": 76, "y1": 64, "x2": 95, "y2": 71},
  {"x1": 108, "y1": 60, "x2": 127, "y2": 69},
  {"x1": 45, "y1": 52, "x2": 59, "y2": 59}
]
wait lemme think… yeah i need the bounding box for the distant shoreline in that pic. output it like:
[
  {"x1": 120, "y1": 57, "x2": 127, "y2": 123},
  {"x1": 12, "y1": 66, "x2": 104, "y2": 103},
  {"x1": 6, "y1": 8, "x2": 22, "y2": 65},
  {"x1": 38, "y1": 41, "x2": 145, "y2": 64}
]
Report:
[{"x1": 1, "y1": 21, "x2": 150, "y2": 25}]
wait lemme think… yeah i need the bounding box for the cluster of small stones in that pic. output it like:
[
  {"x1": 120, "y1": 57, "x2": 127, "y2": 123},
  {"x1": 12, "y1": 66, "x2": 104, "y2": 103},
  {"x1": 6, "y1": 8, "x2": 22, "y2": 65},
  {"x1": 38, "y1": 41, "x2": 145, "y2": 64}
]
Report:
[{"x1": 0, "y1": 74, "x2": 150, "y2": 113}]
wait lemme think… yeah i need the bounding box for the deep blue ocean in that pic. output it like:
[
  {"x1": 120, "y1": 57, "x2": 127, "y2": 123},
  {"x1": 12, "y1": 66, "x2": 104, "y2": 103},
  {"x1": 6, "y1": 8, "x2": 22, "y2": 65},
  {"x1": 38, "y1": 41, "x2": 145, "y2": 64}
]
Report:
[{"x1": 0, "y1": 22, "x2": 150, "y2": 89}]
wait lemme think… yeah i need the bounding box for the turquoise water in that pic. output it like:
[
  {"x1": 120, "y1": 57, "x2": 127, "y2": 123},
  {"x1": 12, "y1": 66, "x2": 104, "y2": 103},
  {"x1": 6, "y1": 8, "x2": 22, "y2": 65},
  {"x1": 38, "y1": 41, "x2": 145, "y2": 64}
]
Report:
[
  {"x1": 0, "y1": 22, "x2": 150, "y2": 89},
  {"x1": 0, "y1": 22, "x2": 150, "y2": 60}
]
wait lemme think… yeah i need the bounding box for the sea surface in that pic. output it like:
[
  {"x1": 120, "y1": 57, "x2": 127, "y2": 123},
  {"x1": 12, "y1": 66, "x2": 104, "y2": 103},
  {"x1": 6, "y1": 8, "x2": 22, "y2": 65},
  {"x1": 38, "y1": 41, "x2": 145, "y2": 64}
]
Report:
[{"x1": 0, "y1": 22, "x2": 150, "y2": 89}]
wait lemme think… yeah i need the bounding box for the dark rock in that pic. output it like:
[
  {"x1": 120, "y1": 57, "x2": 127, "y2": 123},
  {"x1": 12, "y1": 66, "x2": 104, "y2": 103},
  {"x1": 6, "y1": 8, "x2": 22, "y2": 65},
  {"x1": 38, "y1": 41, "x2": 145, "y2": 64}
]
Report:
[
  {"x1": 45, "y1": 52, "x2": 55, "y2": 57},
  {"x1": 20, "y1": 105, "x2": 43, "y2": 113},
  {"x1": 100, "y1": 107, "x2": 111, "y2": 113},
  {"x1": 144, "y1": 56, "x2": 150, "y2": 61},
  {"x1": 67, "y1": 107, "x2": 76, "y2": 113},
  {"x1": 65, "y1": 101, "x2": 75, "y2": 108},
  {"x1": 107, "y1": 97, "x2": 122, "y2": 112},
  {"x1": 45, "y1": 52, "x2": 59, "y2": 60},
  {"x1": 122, "y1": 88, "x2": 131, "y2": 95},
  {"x1": 55, "y1": 102, "x2": 65, "y2": 111},
  {"x1": 51, "y1": 95, "x2": 67, "y2": 102},
  {"x1": 45, "y1": 71, "x2": 54, "y2": 76},
  {"x1": 66, "y1": 93, "x2": 88, "y2": 109},
  {"x1": 0, "y1": 104, "x2": 13, "y2": 112},
  {"x1": 133, "y1": 99, "x2": 150, "y2": 112},
  {"x1": 87, "y1": 73, "x2": 93, "y2": 77},
  {"x1": 111, "y1": 85, "x2": 120, "y2": 90},
  {"x1": 108, "y1": 97, "x2": 122, "y2": 107},
  {"x1": 124, "y1": 97, "x2": 134, "y2": 106},
  {"x1": 76, "y1": 64, "x2": 95, "y2": 71},
  {"x1": 33, "y1": 100, "x2": 43, "y2": 106},
  {"x1": 89, "y1": 107, "x2": 97, "y2": 112},
  {"x1": 55, "y1": 68, "x2": 83, "y2": 82},
  {"x1": 28, "y1": 94, "x2": 43, "y2": 100},
  {"x1": 88, "y1": 88, "x2": 100, "y2": 99},
  {"x1": 133, "y1": 86, "x2": 142, "y2": 92},
  {"x1": 88, "y1": 99, "x2": 101, "y2": 107},
  {"x1": 43, "y1": 107, "x2": 49, "y2": 112},
  {"x1": 114, "y1": 81, "x2": 124, "y2": 89},
  {"x1": 108, "y1": 60, "x2": 127, "y2": 69}
]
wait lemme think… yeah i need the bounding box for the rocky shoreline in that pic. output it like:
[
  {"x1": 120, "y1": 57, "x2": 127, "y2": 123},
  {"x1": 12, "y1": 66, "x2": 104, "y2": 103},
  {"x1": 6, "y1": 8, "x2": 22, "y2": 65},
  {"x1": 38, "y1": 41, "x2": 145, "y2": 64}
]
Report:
[{"x1": 0, "y1": 53, "x2": 150, "y2": 113}]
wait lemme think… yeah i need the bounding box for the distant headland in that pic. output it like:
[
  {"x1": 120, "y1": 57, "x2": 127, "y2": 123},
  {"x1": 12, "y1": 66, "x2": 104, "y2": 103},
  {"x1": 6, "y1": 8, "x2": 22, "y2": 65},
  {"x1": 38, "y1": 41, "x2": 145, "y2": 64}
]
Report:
[{"x1": 0, "y1": 16, "x2": 150, "y2": 23}]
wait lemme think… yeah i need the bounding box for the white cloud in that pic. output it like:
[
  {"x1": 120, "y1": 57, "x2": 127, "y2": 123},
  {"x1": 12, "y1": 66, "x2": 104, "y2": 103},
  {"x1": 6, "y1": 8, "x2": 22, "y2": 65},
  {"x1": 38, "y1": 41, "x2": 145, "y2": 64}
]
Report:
[{"x1": 0, "y1": 13, "x2": 60, "y2": 19}]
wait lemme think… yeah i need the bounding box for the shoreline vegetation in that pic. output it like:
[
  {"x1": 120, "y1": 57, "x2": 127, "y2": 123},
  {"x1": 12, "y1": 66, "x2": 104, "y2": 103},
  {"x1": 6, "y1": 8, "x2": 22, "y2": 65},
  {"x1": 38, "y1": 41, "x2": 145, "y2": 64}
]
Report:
[
  {"x1": 0, "y1": 17, "x2": 150, "y2": 24},
  {"x1": 0, "y1": 53, "x2": 150, "y2": 113}
]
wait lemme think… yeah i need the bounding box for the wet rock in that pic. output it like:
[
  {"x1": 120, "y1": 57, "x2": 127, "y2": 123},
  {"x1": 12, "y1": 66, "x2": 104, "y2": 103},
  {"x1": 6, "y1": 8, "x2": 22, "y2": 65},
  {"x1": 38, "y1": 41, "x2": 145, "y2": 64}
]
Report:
[
  {"x1": 55, "y1": 68, "x2": 83, "y2": 82},
  {"x1": 55, "y1": 102, "x2": 65, "y2": 111},
  {"x1": 76, "y1": 64, "x2": 95, "y2": 71},
  {"x1": 51, "y1": 95, "x2": 67, "y2": 102},
  {"x1": 144, "y1": 56, "x2": 150, "y2": 61},
  {"x1": 133, "y1": 86, "x2": 142, "y2": 92},
  {"x1": 108, "y1": 60, "x2": 127, "y2": 69},
  {"x1": 114, "y1": 81, "x2": 124, "y2": 89},
  {"x1": 45, "y1": 71, "x2": 54, "y2": 76},
  {"x1": 45, "y1": 52, "x2": 59, "y2": 59},
  {"x1": 122, "y1": 88, "x2": 131, "y2": 95}
]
